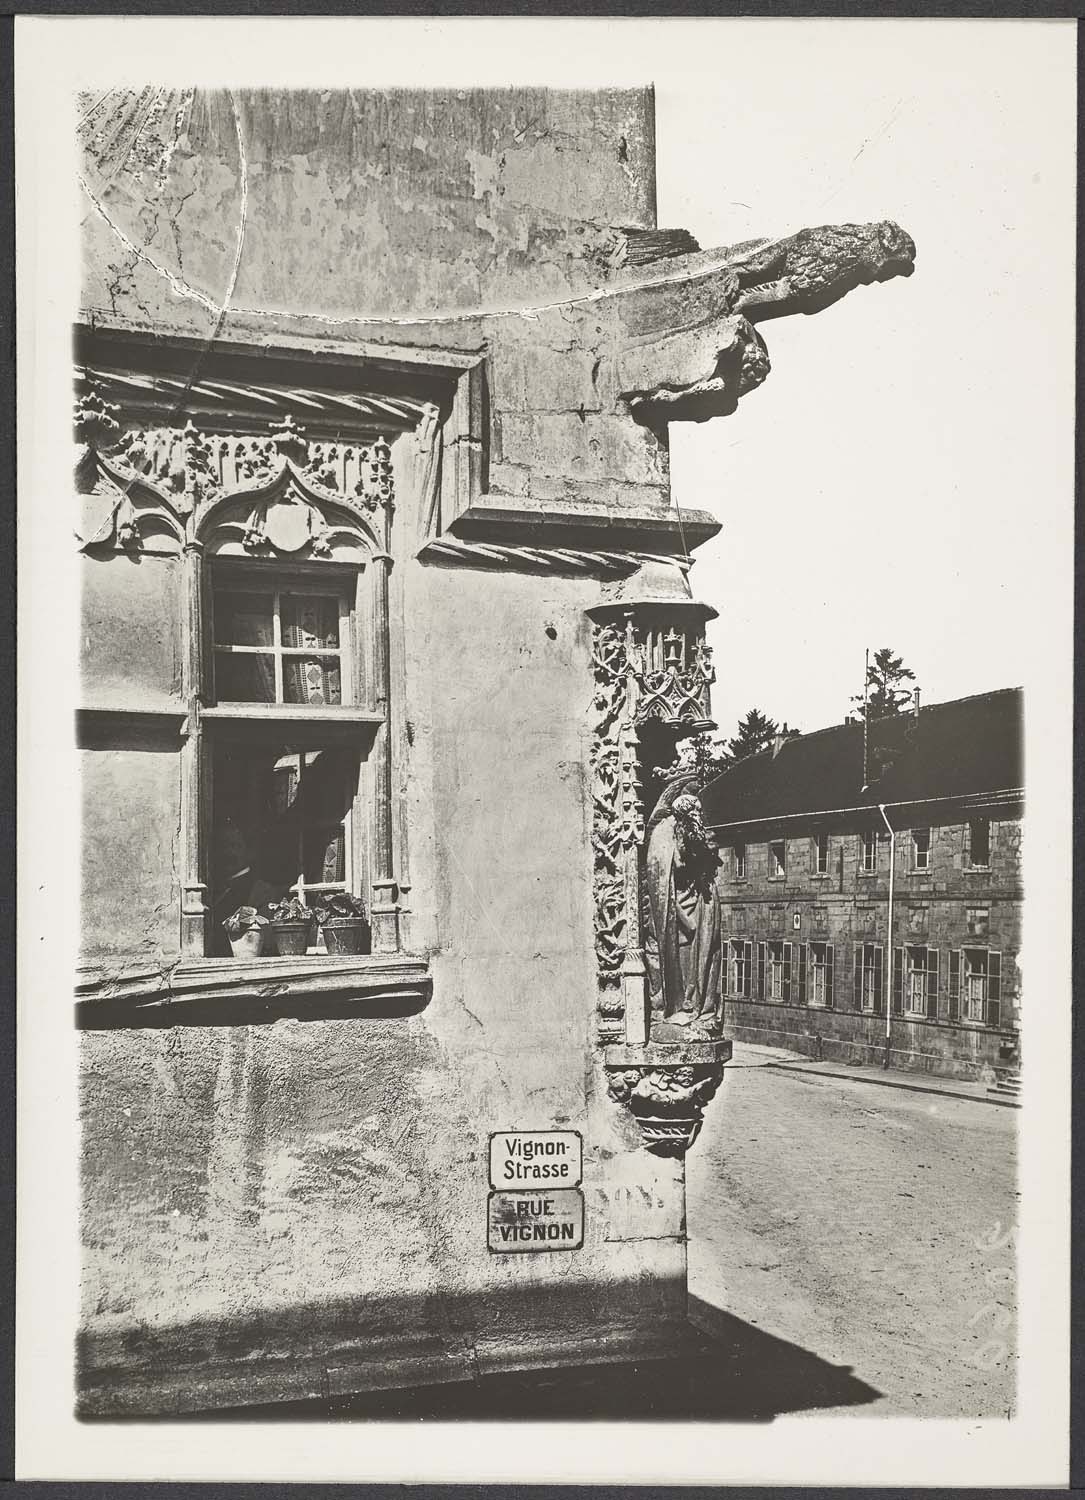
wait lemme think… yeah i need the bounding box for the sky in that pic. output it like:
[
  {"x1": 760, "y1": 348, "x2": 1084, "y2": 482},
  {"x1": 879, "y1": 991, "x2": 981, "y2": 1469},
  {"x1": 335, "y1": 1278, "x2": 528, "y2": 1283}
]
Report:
[{"x1": 653, "y1": 21, "x2": 1075, "y2": 742}]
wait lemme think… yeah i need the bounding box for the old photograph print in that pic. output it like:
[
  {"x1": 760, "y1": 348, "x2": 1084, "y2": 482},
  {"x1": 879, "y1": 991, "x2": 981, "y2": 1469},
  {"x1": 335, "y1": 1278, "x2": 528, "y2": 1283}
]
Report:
[{"x1": 18, "y1": 18, "x2": 1072, "y2": 1481}]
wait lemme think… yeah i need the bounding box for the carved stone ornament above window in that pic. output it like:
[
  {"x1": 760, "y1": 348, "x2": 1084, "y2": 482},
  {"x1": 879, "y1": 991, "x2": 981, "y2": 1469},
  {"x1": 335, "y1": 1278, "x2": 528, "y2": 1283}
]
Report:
[{"x1": 75, "y1": 386, "x2": 394, "y2": 561}]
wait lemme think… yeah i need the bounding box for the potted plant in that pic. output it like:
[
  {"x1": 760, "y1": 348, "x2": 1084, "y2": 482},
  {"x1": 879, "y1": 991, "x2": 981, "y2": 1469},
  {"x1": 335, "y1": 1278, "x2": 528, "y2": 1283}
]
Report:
[
  {"x1": 223, "y1": 905, "x2": 269, "y2": 960},
  {"x1": 314, "y1": 892, "x2": 371, "y2": 955},
  {"x1": 265, "y1": 896, "x2": 314, "y2": 956}
]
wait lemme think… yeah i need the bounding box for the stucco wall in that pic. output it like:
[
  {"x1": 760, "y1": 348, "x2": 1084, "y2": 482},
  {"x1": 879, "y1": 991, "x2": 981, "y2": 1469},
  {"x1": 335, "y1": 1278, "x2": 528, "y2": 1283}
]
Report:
[
  {"x1": 81, "y1": 87, "x2": 656, "y2": 332},
  {"x1": 78, "y1": 560, "x2": 687, "y2": 1414},
  {"x1": 75, "y1": 86, "x2": 702, "y2": 1414}
]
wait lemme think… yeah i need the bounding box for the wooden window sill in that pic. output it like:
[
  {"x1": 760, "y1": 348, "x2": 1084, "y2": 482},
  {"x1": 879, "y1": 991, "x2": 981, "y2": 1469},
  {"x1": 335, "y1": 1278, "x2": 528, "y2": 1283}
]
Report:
[{"x1": 75, "y1": 953, "x2": 431, "y2": 1028}]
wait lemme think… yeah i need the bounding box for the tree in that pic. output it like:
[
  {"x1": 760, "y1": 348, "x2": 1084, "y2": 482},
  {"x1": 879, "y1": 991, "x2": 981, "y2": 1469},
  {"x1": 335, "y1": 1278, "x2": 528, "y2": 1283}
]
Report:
[{"x1": 854, "y1": 648, "x2": 917, "y2": 721}]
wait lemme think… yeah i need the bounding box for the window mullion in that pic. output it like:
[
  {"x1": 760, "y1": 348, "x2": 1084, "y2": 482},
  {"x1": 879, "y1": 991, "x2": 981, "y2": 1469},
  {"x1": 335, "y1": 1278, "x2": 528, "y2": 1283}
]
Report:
[{"x1": 273, "y1": 589, "x2": 284, "y2": 704}]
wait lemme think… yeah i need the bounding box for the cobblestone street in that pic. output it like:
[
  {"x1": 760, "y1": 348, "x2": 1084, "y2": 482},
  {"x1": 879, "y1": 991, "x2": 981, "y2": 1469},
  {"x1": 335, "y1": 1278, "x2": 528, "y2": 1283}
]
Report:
[{"x1": 687, "y1": 1046, "x2": 1019, "y2": 1419}]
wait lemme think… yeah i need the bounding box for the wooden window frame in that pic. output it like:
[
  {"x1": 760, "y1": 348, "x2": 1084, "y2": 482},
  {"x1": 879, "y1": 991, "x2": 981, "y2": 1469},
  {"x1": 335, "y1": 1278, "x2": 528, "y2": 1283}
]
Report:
[{"x1": 911, "y1": 826, "x2": 932, "y2": 872}]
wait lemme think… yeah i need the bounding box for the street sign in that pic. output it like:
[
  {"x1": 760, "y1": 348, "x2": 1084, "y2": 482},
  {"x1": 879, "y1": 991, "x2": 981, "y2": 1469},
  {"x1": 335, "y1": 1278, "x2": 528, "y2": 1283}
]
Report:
[
  {"x1": 488, "y1": 1130, "x2": 582, "y2": 1190},
  {"x1": 487, "y1": 1188, "x2": 585, "y2": 1253}
]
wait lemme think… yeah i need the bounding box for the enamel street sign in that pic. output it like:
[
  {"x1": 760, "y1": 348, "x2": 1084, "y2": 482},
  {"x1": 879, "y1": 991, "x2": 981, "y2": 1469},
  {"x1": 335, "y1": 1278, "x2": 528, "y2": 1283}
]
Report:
[
  {"x1": 487, "y1": 1188, "x2": 585, "y2": 1252},
  {"x1": 488, "y1": 1130, "x2": 583, "y2": 1190}
]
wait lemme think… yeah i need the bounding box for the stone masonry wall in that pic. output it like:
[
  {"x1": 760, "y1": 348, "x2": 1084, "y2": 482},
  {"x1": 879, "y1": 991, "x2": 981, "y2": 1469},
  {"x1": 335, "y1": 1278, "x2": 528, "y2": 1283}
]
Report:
[{"x1": 714, "y1": 813, "x2": 1022, "y2": 1080}]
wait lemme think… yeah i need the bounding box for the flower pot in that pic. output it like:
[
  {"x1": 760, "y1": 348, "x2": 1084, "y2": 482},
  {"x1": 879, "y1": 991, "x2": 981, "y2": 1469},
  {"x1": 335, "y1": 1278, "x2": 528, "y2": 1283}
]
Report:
[
  {"x1": 320, "y1": 916, "x2": 370, "y2": 955},
  {"x1": 267, "y1": 920, "x2": 311, "y2": 957},
  {"x1": 227, "y1": 926, "x2": 266, "y2": 960}
]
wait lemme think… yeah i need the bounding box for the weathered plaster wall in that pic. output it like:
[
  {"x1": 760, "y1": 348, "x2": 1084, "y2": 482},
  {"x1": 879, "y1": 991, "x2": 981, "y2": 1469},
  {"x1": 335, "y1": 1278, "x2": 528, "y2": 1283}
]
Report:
[
  {"x1": 81, "y1": 87, "x2": 655, "y2": 330},
  {"x1": 81, "y1": 88, "x2": 670, "y2": 515},
  {"x1": 78, "y1": 560, "x2": 686, "y2": 1413},
  {"x1": 79, "y1": 742, "x2": 180, "y2": 961},
  {"x1": 77, "y1": 88, "x2": 698, "y2": 1413},
  {"x1": 80, "y1": 552, "x2": 183, "y2": 710}
]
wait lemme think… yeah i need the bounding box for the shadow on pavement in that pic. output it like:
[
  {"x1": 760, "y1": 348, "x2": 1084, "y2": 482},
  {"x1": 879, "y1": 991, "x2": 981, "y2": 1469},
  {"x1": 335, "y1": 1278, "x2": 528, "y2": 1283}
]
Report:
[{"x1": 170, "y1": 1302, "x2": 881, "y2": 1423}]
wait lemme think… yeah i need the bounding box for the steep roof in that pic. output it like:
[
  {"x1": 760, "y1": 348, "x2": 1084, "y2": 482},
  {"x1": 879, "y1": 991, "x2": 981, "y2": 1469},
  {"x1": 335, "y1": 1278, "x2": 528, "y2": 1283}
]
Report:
[{"x1": 700, "y1": 688, "x2": 1023, "y2": 831}]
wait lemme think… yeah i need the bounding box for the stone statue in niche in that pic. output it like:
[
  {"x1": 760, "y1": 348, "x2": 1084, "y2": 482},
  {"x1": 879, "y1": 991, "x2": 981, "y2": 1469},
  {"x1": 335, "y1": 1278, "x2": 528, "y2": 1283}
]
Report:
[{"x1": 643, "y1": 742, "x2": 723, "y2": 1039}]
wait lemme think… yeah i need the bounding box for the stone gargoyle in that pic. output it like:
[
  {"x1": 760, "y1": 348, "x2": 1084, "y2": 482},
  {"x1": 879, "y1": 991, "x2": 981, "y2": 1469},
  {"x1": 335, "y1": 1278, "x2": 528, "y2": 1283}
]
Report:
[{"x1": 609, "y1": 219, "x2": 916, "y2": 427}]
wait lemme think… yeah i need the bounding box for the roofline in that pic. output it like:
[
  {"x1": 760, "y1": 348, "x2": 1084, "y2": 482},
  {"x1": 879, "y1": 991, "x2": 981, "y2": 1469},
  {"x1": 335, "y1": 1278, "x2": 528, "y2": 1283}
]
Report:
[
  {"x1": 704, "y1": 786, "x2": 1025, "y2": 834},
  {"x1": 703, "y1": 686, "x2": 1025, "y2": 786}
]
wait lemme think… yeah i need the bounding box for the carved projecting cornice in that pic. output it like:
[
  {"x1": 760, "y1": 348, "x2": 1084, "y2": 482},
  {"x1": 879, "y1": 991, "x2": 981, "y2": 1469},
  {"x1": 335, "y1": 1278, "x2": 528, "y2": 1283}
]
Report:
[{"x1": 417, "y1": 539, "x2": 676, "y2": 579}]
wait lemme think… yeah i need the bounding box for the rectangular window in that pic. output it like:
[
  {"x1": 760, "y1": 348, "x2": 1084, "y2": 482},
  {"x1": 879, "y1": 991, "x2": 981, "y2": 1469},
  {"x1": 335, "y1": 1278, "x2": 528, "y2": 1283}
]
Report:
[
  {"x1": 733, "y1": 842, "x2": 747, "y2": 880},
  {"x1": 813, "y1": 832, "x2": 829, "y2": 876},
  {"x1": 729, "y1": 939, "x2": 752, "y2": 999},
  {"x1": 861, "y1": 828, "x2": 878, "y2": 874},
  {"x1": 211, "y1": 742, "x2": 358, "y2": 955},
  {"x1": 912, "y1": 827, "x2": 931, "y2": 871},
  {"x1": 905, "y1": 946, "x2": 938, "y2": 1017},
  {"x1": 969, "y1": 818, "x2": 991, "y2": 868},
  {"x1": 769, "y1": 840, "x2": 786, "y2": 878},
  {"x1": 967, "y1": 907, "x2": 990, "y2": 939},
  {"x1": 855, "y1": 942, "x2": 884, "y2": 1013},
  {"x1": 807, "y1": 941, "x2": 834, "y2": 1008},
  {"x1": 203, "y1": 563, "x2": 379, "y2": 960},
  {"x1": 214, "y1": 584, "x2": 352, "y2": 706},
  {"x1": 766, "y1": 941, "x2": 785, "y2": 1001},
  {"x1": 961, "y1": 948, "x2": 1002, "y2": 1026}
]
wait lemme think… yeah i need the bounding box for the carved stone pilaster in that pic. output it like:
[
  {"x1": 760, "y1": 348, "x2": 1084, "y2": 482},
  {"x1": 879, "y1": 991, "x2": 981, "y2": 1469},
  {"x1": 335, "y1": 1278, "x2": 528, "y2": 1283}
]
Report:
[
  {"x1": 587, "y1": 565, "x2": 717, "y2": 1048},
  {"x1": 605, "y1": 1040, "x2": 732, "y2": 1157}
]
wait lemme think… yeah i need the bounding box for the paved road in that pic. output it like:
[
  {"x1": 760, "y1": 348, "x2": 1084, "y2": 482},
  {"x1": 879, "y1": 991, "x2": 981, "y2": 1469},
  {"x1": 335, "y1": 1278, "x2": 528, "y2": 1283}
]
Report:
[{"x1": 687, "y1": 1051, "x2": 1019, "y2": 1419}]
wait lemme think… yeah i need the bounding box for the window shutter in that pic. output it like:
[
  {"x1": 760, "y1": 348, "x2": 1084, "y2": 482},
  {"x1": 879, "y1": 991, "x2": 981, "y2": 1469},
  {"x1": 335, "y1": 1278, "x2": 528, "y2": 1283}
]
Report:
[
  {"x1": 783, "y1": 940, "x2": 793, "y2": 1004},
  {"x1": 892, "y1": 946, "x2": 904, "y2": 1016},
  {"x1": 874, "y1": 944, "x2": 884, "y2": 1014},
  {"x1": 795, "y1": 941, "x2": 804, "y2": 1005},
  {"x1": 854, "y1": 944, "x2": 863, "y2": 1010},
  {"x1": 756, "y1": 942, "x2": 766, "y2": 1001},
  {"x1": 987, "y1": 951, "x2": 1002, "y2": 1029},
  {"x1": 720, "y1": 935, "x2": 729, "y2": 995},
  {"x1": 926, "y1": 948, "x2": 938, "y2": 1019},
  {"x1": 826, "y1": 944, "x2": 834, "y2": 1009},
  {"x1": 949, "y1": 949, "x2": 960, "y2": 1022},
  {"x1": 744, "y1": 939, "x2": 753, "y2": 999}
]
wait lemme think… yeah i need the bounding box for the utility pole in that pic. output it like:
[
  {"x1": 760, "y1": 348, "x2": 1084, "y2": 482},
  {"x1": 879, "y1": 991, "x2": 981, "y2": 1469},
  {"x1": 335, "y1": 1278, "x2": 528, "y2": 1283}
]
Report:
[
  {"x1": 861, "y1": 647, "x2": 870, "y2": 791},
  {"x1": 878, "y1": 803, "x2": 895, "y2": 1070}
]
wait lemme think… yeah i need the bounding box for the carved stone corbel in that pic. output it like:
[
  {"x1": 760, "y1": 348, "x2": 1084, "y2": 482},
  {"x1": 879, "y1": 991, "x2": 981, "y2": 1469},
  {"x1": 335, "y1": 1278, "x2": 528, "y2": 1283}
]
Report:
[{"x1": 605, "y1": 1040, "x2": 732, "y2": 1157}]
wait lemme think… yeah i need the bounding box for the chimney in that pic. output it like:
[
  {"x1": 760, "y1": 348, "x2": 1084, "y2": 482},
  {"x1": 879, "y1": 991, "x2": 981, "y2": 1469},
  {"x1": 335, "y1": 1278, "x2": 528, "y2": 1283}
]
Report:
[
  {"x1": 913, "y1": 688, "x2": 921, "y2": 718},
  {"x1": 772, "y1": 722, "x2": 788, "y2": 758}
]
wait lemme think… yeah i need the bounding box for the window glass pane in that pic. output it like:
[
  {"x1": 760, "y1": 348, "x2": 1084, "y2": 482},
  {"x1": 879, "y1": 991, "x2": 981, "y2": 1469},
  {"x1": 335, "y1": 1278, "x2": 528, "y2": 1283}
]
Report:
[
  {"x1": 304, "y1": 826, "x2": 346, "y2": 884},
  {"x1": 283, "y1": 657, "x2": 342, "y2": 706},
  {"x1": 970, "y1": 819, "x2": 991, "y2": 865},
  {"x1": 215, "y1": 651, "x2": 276, "y2": 703},
  {"x1": 214, "y1": 591, "x2": 274, "y2": 647},
  {"x1": 282, "y1": 594, "x2": 341, "y2": 650}
]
